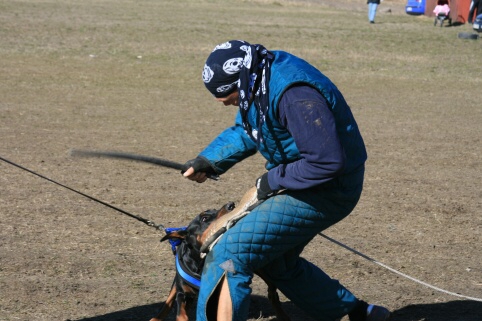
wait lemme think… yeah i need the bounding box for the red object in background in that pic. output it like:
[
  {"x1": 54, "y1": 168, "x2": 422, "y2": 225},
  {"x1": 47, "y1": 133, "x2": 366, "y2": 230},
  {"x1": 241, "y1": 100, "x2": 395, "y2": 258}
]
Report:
[{"x1": 425, "y1": 0, "x2": 471, "y2": 23}]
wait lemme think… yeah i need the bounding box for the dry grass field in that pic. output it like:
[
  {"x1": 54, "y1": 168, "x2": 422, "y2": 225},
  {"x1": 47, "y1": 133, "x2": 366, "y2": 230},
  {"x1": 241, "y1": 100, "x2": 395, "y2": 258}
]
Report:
[{"x1": 1, "y1": 0, "x2": 481, "y2": 320}]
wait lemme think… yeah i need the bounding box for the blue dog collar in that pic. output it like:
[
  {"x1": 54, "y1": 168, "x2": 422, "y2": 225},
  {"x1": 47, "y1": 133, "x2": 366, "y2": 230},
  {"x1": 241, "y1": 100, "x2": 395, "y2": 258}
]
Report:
[{"x1": 175, "y1": 254, "x2": 201, "y2": 289}]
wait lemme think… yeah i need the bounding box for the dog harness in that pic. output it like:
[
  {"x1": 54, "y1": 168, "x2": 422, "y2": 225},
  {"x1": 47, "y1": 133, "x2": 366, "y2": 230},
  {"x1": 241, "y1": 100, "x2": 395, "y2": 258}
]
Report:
[
  {"x1": 165, "y1": 226, "x2": 202, "y2": 290},
  {"x1": 165, "y1": 227, "x2": 186, "y2": 254},
  {"x1": 175, "y1": 253, "x2": 201, "y2": 289}
]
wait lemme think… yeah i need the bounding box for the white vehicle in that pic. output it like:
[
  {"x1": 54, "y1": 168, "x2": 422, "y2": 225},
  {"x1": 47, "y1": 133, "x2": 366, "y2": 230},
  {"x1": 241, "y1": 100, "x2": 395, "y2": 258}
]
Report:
[{"x1": 473, "y1": 14, "x2": 482, "y2": 32}]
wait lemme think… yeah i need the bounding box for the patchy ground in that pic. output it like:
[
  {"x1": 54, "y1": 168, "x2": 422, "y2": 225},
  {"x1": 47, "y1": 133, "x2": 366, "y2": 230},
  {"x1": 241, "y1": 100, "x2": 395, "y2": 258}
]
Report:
[{"x1": 0, "y1": 0, "x2": 480, "y2": 321}]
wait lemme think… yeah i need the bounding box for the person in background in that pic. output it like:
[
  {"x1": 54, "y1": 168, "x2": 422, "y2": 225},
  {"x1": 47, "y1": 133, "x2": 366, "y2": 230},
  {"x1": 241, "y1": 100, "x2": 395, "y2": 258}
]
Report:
[
  {"x1": 433, "y1": 0, "x2": 451, "y2": 26},
  {"x1": 367, "y1": 0, "x2": 381, "y2": 24},
  {"x1": 468, "y1": 0, "x2": 481, "y2": 23},
  {"x1": 183, "y1": 40, "x2": 391, "y2": 321},
  {"x1": 433, "y1": 0, "x2": 450, "y2": 16}
]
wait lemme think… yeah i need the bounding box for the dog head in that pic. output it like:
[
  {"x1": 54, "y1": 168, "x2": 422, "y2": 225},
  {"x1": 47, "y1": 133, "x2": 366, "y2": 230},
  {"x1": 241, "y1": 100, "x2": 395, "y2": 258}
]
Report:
[{"x1": 161, "y1": 201, "x2": 235, "y2": 252}]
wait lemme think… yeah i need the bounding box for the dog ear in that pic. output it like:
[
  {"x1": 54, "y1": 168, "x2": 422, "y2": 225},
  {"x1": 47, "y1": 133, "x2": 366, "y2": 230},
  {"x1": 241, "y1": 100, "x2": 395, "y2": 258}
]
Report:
[{"x1": 160, "y1": 230, "x2": 188, "y2": 242}]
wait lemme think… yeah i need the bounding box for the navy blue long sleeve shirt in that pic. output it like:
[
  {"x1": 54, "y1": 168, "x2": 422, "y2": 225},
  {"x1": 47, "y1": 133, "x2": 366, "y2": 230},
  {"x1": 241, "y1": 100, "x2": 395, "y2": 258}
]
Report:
[{"x1": 268, "y1": 85, "x2": 346, "y2": 191}]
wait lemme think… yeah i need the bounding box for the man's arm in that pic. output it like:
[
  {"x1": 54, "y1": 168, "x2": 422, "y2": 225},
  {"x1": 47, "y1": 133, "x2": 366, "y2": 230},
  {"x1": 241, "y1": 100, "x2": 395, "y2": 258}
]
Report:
[{"x1": 268, "y1": 85, "x2": 345, "y2": 190}]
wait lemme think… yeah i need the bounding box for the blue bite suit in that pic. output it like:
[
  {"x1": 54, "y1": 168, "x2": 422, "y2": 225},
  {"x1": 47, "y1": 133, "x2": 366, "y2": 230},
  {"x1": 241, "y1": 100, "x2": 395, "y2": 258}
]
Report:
[{"x1": 197, "y1": 51, "x2": 367, "y2": 321}]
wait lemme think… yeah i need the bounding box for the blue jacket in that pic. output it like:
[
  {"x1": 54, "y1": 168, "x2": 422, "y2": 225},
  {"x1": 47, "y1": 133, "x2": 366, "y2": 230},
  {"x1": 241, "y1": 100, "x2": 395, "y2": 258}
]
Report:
[{"x1": 199, "y1": 51, "x2": 366, "y2": 189}]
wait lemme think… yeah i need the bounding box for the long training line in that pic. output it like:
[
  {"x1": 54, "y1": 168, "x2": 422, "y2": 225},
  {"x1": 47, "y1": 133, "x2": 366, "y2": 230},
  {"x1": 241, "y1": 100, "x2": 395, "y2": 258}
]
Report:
[
  {"x1": 0, "y1": 155, "x2": 162, "y2": 230},
  {"x1": 319, "y1": 233, "x2": 482, "y2": 302},
  {"x1": 2, "y1": 155, "x2": 480, "y2": 302}
]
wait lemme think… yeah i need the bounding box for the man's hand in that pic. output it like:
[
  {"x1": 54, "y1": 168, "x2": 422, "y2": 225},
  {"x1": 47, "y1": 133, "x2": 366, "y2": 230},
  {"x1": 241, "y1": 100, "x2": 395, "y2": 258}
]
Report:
[
  {"x1": 256, "y1": 172, "x2": 277, "y2": 200},
  {"x1": 182, "y1": 157, "x2": 216, "y2": 183}
]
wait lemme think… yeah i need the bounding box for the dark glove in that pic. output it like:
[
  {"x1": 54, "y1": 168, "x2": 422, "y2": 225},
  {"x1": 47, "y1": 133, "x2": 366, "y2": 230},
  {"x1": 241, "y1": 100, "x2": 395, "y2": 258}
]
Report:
[
  {"x1": 256, "y1": 172, "x2": 277, "y2": 200},
  {"x1": 182, "y1": 156, "x2": 216, "y2": 175}
]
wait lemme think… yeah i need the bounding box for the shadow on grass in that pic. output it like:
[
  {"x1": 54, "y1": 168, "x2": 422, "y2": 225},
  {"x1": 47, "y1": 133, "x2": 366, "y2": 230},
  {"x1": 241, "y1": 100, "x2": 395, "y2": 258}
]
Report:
[
  {"x1": 67, "y1": 302, "x2": 161, "y2": 321},
  {"x1": 70, "y1": 298, "x2": 482, "y2": 321},
  {"x1": 446, "y1": 21, "x2": 466, "y2": 27},
  {"x1": 391, "y1": 300, "x2": 482, "y2": 321}
]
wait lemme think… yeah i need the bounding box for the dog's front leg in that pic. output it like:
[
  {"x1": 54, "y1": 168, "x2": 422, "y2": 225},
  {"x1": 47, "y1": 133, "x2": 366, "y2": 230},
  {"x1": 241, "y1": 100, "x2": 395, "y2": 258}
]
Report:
[
  {"x1": 175, "y1": 291, "x2": 189, "y2": 321},
  {"x1": 267, "y1": 284, "x2": 291, "y2": 321},
  {"x1": 256, "y1": 271, "x2": 291, "y2": 321},
  {"x1": 150, "y1": 283, "x2": 177, "y2": 321}
]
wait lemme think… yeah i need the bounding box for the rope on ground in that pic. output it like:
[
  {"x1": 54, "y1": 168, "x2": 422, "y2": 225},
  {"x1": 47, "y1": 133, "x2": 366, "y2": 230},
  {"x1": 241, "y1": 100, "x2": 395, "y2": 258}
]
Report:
[{"x1": 319, "y1": 233, "x2": 482, "y2": 302}]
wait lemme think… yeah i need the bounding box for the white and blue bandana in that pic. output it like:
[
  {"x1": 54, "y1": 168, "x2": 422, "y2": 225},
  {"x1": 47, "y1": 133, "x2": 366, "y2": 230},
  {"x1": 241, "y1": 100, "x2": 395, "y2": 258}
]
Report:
[{"x1": 202, "y1": 40, "x2": 273, "y2": 143}]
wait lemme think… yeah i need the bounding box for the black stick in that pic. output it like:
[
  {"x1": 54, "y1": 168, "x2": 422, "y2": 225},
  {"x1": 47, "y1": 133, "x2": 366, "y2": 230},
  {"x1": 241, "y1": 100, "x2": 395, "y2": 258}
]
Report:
[{"x1": 70, "y1": 149, "x2": 219, "y2": 180}]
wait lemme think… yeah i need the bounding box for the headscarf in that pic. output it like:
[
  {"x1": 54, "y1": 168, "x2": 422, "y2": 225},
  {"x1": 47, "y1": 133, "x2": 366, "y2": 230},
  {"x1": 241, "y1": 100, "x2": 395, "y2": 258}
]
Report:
[{"x1": 202, "y1": 40, "x2": 273, "y2": 143}]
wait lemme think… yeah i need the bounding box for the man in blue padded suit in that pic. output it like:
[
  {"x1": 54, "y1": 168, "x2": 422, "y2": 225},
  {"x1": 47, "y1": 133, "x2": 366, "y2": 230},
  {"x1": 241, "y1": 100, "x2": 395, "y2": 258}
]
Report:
[{"x1": 182, "y1": 40, "x2": 391, "y2": 321}]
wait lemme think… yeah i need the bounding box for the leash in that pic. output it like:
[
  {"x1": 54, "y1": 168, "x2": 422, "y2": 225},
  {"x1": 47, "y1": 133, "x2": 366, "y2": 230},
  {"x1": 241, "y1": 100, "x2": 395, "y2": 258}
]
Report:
[
  {"x1": 4, "y1": 155, "x2": 480, "y2": 302},
  {"x1": 0, "y1": 155, "x2": 165, "y2": 231},
  {"x1": 318, "y1": 233, "x2": 482, "y2": 302},
  {"x1": 2, "y1": 155, "x2": 204, "y2": 288}
]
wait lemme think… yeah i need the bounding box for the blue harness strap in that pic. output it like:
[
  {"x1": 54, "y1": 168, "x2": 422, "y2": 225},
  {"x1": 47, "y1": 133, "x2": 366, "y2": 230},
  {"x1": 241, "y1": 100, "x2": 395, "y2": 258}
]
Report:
[
  {"x1": 164, "y1": 226, "x2": 187, "y2": 254},
  {"x1": 164, "y1": 226, "x2": 202, "y2": 289},
  {"x1": 176, "y1": 254, "x2": 201, "y2": 289}
]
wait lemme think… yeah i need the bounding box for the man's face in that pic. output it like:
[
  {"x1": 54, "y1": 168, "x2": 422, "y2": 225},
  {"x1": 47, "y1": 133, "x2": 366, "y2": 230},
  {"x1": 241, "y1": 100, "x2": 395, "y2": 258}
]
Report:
[{"x1": 215, "y1": 91, "x2": 239, "y2": 106}]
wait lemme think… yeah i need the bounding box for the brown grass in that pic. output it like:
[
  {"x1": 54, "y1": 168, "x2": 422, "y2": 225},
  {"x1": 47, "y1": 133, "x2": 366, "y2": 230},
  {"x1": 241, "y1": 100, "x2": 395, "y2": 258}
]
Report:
[{"x1": 1, "y1": 1, "x2": 481, "y2": 320}]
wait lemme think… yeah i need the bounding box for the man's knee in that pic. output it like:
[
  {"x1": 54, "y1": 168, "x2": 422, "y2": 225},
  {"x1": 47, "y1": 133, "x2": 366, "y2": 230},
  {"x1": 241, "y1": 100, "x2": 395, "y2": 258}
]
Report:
[{"x1": 260, "y1": 250, "x2": 305, "y2": 281}]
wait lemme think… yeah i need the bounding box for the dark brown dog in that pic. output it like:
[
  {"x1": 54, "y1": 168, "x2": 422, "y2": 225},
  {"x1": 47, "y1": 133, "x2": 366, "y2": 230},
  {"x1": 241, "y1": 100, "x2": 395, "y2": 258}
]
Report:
[{"x1": 149, "y1": 202, "x2": 290, "y2": 321}]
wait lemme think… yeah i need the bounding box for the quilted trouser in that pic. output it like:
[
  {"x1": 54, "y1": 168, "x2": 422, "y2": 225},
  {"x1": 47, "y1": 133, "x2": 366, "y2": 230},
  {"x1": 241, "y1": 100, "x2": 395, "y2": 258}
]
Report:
[{"x1": 197, "y1": 167, "x2": 364, "y2": 321}]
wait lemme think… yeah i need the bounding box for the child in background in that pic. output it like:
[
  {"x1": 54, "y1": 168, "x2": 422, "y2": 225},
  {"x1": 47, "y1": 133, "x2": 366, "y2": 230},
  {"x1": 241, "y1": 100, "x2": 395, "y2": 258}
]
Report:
[
  {"x1": 433, "y1": 1, "x2": 451, "y2": 26},
  {"x1": 434, "y1": 1, "x2": 450, "y2": 16}
]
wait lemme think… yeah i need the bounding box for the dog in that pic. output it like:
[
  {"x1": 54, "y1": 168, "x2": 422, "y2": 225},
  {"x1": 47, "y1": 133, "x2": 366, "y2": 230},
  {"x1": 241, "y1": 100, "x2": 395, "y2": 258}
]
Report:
[{"x1": 149, "y1": 202, "x2": 290, "y2": 321}]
